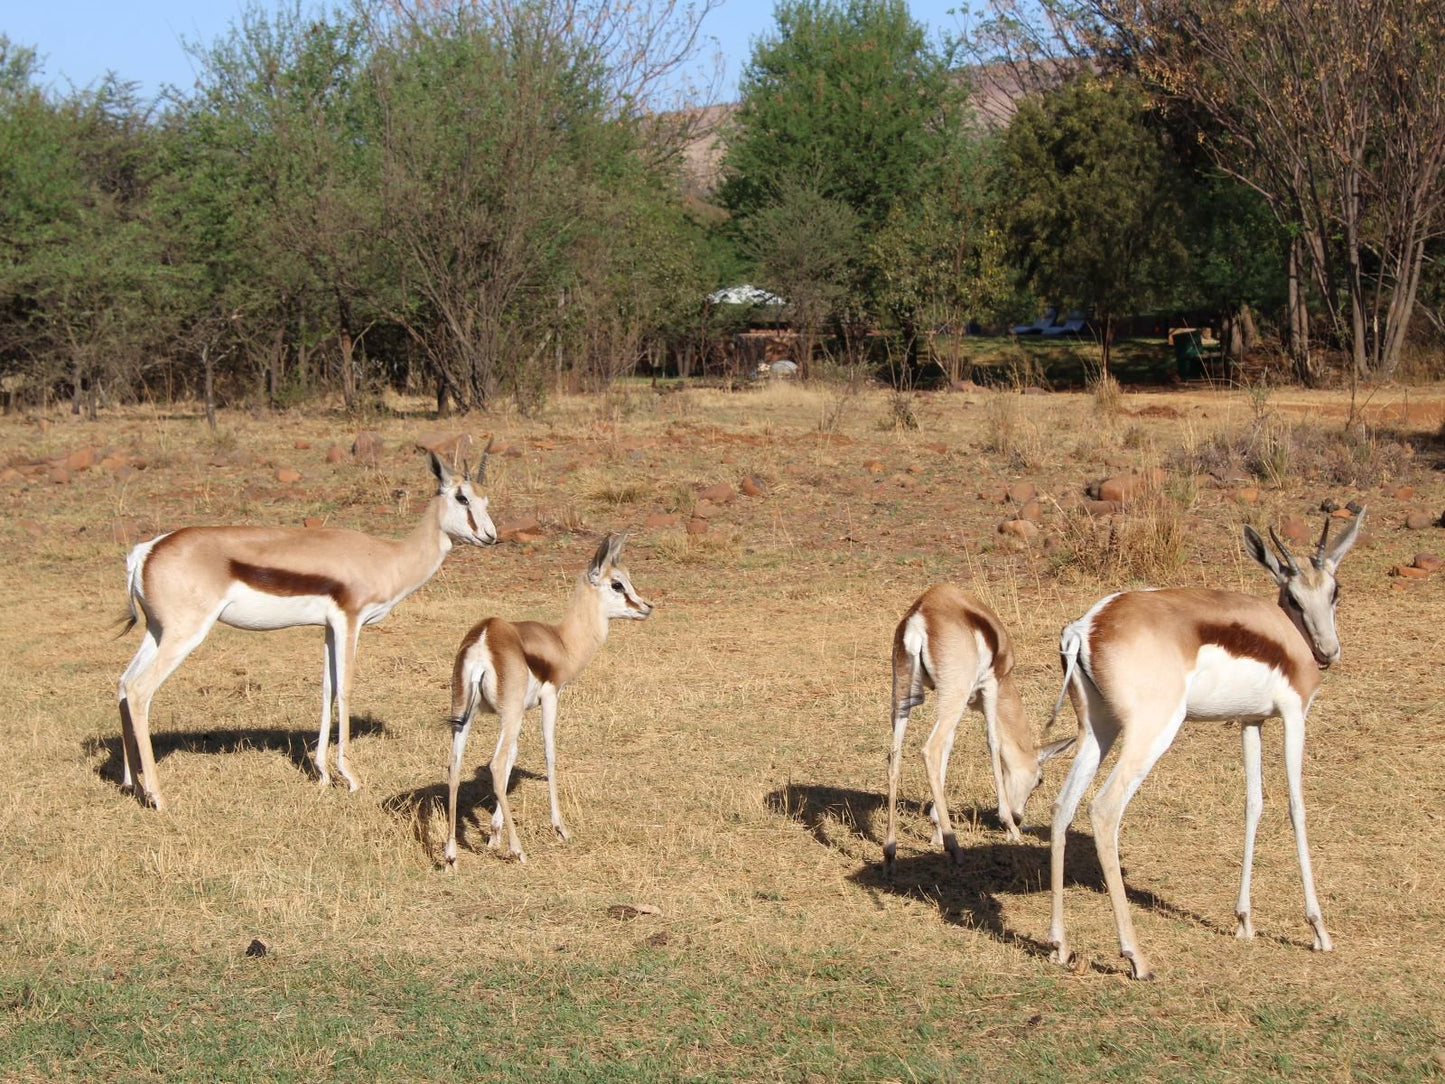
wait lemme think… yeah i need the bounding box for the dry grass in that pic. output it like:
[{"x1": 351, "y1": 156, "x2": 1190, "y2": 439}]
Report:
[{"x1": 3, "y1": 382, "x2": 1445, "y2": 1080}]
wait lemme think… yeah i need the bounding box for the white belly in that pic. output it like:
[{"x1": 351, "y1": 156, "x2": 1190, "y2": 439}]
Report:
[
  {"x1": 219, "y1": 584, "x2": 335, "y2": 630},
  {"x1": 1185, "y1": 645, "x2": 1282, "y2": 721}
]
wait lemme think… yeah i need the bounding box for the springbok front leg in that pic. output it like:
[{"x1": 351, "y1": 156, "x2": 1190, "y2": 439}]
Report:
[
  {"x1": 315, "y1": 625, "x2": 338, "y2": 787},
  {"x1": 539, "y1": 688, "x2": 569, "y2": 841},
  {"x1": 332, "y1": 618, "x2": 362, "y2": 792},
  {"x1": 1236, "y1": 722, "x2": 1264, "y2": 939},
  {"x1": 1283, "y1": 705, "x2": 1332, "y2": 951}
]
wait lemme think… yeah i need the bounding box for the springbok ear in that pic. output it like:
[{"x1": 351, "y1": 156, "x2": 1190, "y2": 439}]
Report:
[
  {"x1": 1038, "y1": 736, "x2": 1077, "y2": 765},
  {"x1": 1243, "y1": 525, "x2": 1288, "y2": 585},
  {"x1": 587, "y1": 534, "x2": 612, "y2": 583},
  {"x1": 1322, "y1": 506, "x2": 1365, "y2": 572},
  {"x1": 606, "y1": 532, "x2": 628, "y2": 565},
  {"x1": 425, "y1": 449, "x2": 453, "y2": 489}
]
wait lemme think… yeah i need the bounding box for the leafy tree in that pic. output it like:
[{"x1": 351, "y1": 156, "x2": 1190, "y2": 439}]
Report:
[{"x1": 995, "y1": 73, "x2": 1187, "y2": 372}]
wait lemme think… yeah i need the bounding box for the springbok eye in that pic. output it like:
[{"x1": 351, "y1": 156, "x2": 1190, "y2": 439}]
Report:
[
  {"x1": 611, "y1": 581, "x2": 625, "y2": 593},
  {"x1": 455, "y1": 492, "x2": 470, "y2": 506}
]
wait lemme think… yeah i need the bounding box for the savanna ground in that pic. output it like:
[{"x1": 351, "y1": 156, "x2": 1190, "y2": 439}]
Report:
[{"x1": 2, "y1": 369, "x2": 1444, "y2": 1081}]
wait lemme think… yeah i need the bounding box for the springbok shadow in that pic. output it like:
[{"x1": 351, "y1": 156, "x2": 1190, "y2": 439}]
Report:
[
  {"x1": 83, "y1": 714, "x2": 391, "y2": 787},
  {"x1": 767, "y1": 781, "x2": 1247, "y2": 969},
  {"x1": 382, "y1": 765, "x2": 540, "y2": 865}
]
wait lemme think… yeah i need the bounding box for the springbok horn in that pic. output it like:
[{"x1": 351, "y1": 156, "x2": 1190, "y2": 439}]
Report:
[
  {"x1": 477, "y1": 437, "x2": 493, "y2": 484},
  {"x1": 1313, "y1": 515, "x2": 1332, "y2": 568},
  {"x1": 1268, "y1": 527, "x2": 1302, "y2": 576}
]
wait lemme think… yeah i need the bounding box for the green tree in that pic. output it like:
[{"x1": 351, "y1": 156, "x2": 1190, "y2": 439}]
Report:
[{"x1": 996, "y1": 73, "x2": 1187, "y2": 373}]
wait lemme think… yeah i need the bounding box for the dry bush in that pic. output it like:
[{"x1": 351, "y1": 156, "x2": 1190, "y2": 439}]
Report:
[
  {"x1": 983, "y1": 391, "x2": 1044, "y2": 469},
  {"x1": 1055, "y1": 474, "x2": 1194, "y2": 584},
  {"x1": 1090, "y1": 370, "x2": 1123, "y2": 417},
  {"x1": 885, "y1": 390, "x2": 920, "y2": 431},
  {"x1": 1176, "y1": 416, "x2": 1413, "y2": 489}
]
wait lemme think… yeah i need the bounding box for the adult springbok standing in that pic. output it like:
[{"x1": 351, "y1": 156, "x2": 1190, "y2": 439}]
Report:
[
  {"x1": 885, "y1": 583, "x2": 1074, "y2": 871},
  {"x1": 444, "y1": 533, "x2": 653, "y2": 867},
  {"x1": 117, "y1": 448, "x2": 498, "y2": 810},
  {"x1": 1047, "y1": 510, "x2": 1365, "y2": 979}
]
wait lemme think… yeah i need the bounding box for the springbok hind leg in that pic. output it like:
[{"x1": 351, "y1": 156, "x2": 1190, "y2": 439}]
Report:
[{"x1": 921, "y1": 687, "x2": 968, "y2": 863}]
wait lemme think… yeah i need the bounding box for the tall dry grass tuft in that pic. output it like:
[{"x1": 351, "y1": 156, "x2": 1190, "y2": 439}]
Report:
[
  {"x1": 983, "y1": 391, "x2": 1044, "y2": 469},
  {"x1": 1055, "y1": 473, "x2": 1194, "y2": 584},
  {"x1": 1089, "y1": 371, "x2": 1123, "y2": 418}
]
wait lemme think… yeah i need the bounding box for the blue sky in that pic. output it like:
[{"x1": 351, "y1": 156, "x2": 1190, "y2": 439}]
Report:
[{"x1": 4, "y1": 0, "x2": 971, "y2": 103}]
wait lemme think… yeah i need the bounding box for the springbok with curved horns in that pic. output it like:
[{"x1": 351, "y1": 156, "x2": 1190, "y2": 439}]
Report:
[
  {"x1": 885, "y1": 584, "x2": 1074, "y2": 871},
  {"x1": 444, "y1": 533, "x2": 653, "y2": 867},
  {"x1": 1047, "y1": 510, "x2": 1364, "y2": 979},
  {"x1": 117, "y1": 447, "x2": 498, "y2": 810}
]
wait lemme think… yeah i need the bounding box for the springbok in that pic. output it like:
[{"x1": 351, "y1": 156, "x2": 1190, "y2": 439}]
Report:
[
  {"x1": 885, "y1": 583, "x2": 1074, "y2": 871},
  {"x1": 1046, "y1": 510, "x2": 1365, "y2": 979},
  {"x1": 117, "y1": 448, "x2": 498, "y2": 810},
  {"x1": 444, "y1": 533, "x2": 653, "y2": 867}
]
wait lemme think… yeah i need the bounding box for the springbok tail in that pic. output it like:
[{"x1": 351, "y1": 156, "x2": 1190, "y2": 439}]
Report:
[
  {"x1": 1046, "y1": 626, "x2": 1085, "y2": 733},
  {"x1": 891, "y1": 625, "x2": 927, "y2": 725}
]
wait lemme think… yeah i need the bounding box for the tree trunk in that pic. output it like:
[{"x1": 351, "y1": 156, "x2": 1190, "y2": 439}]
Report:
[
  {"x1": 1287, "y1": 236, "x2": 1316, "y2": 384},
  {"x1": 1100, "y1": 313, "x2": 1113, "y2": 375},
  {"x1": 336, "y1": 292, "x2": 357, "y2": 411},
  {"x1": 203, "y1": 344, "x2": 217, "y2": 432}
]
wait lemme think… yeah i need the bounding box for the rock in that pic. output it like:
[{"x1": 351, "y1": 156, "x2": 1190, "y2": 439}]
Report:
[
  {"x1": 1404, "y1": 511, "x2": 1433, "y2": 530},
  {"x1": 978, "y1": 484, "x2": 1009, "y2": 504},
  {"x1": 1233, "y1": 488, "x2": 1260, "y2": 504},
  {"x1": 1329, "y1": 507, "x2": 1355, "y2": 519},
  {"x1": 1042, "y1": 534, "x2": 1063, "y2": 555},
  {"x1": 0, "y1": 467, "x2": 20, "y2": 484},
  {"x1": 504, "y1": 446, "x2": 523, "y2": 458},
  {"x1": 1392, "y1": 564, "x2": 1430, "y2": 579},
  {"x1": 692, "y1": 500, "x2": 719, "y2": 519},
  {"x1": 684, "y1": 517, "x2": 709, "y2": 536},
  {"x1": 906, "y1": 464, "x2": 924, "y2": 475},
  {"x1": 1018, "y1": 499, "x2": 1043, "y2": 523},
  {"x1": 351, "y1": 431, "x2": 383, "y2": 464},
  {"x1": 1392, "y1": 485, "x2": 1416, "y2": 500},
  {"x1": 1320, "y1": 497, "x2": 1340, "y2": 513},
  {"x1": 1278, "y1": 516, "x2": 1310, "y2": 546},
  {"x1": 303, "y1": 517, "x2": 324, "y2": 528},
  {"x1": 99, "y1": 454, "x2": 129, "y2": 471},
  {"x1": 1083, "y1": 499, "x2": 1121, "y2": 517},
  {"x1": 325, "y1": 445, "x2": 346, "y2": 464},
  {"x1": 48, "y1": 465, "x2": 71, "y2": 485},
  {"x1": 498, "y1": 516, "x2": 543, "y2": 542},
  {"x1": 863, "y1": 460, "x2": 885, "y2": 475},
  {"x1": 698, "y1": 483, "x2": 736, "y2": 504},
  {"x1": 999, "y1": 519, "x2": 1040, "y2": 542},
  {"x1": 245, "y1": 939, "x2": 269, "y2": 959},
  {"x1": 644, "y1": 513, "x2": 680, "y2": 529},
  {"x1": 20, "y1": 519, "x2": 44, "y2": 538},
  {"x1": 1008, "y1": 481, "x2": 1037, "y2": 504},
  {"x1": 415, "y1": 431, "x2": 474, "y2": 459},
  {"x1": 293, "y1": 439, "x2": 311, "y2": 450},
  {"x1": 276, "y1": 468, "x2": 302, "y2": 484},
  {"x1": 1095, "y1": 469, "x2": 1165, "y2": 504},
  {"x1": 740, "y1": 476, "x2": 767, "y2": 498},
  {"x1": 1345, "y1": 498, "x2": 1364, "y2": 514},
  {"x1": 1413, "y1": 553, "x2": 1444, "y2": 573},
  {"x1": 65, "y1": 447, "x2": 96, "y2": 471}
]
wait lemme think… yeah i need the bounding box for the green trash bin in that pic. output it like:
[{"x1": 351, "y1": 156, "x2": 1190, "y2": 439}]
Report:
[{"x1": 1173, "y1": 330, "x2": 1203, "y2": 380}]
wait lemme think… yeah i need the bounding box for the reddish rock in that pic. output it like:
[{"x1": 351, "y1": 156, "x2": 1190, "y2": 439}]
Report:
[
  {"x1": 698, "y1": 483, "x2": 736, "y2": 504},
  {"x1": 1042, "y1": 534, "x2": 1063, "y2": 555},
  {"x1": 1083, "y1": 499, "x2": 1121, "y2": 517},
  {"x1": 1329, "y1": 507, "x2": 1355, "y2": 519},
  {"x1": 1403, "y1": 510, "x2": 1435, "y2": 530},
  {"x1": 325, "y1": 445, "x2": 346, "y2": 464},
  {"x1": 1279, "y1": 516, "x2": 1311, "y2": 546},
  {"x1": 684, "y1": 517, "x2": 709, "y2": 536},
  {"x1": 644, "y1": 513, "x2": 681, "y2": 529},
  {"x1": 303, "y1": 516, "x2": 325, "y2": 528},
  {"x1": 0, "y1": 467, "x2": 20, "y2": 484},
  {"x1": 999, "y1": 519, "x2": 1040, "y2": 542},
  {"x1": 276, "y1": 468, "x2": 302, "y2": 484},
  {"x1": 978, "y1": 484, "x2": 1008, "y2": 504},
  {"x1": 498, "y1": 516, "x2": 543, "y2": 542},
  {"x1": 692, "y1": 500, "x2": 719, "y2": 519},
  {"x1": 1393, "y1": 485, "x2": 1416, "y2": 500},
  {"x1": 740, "y1": 476, "x2": 767, "y2": 498},
  {"x1": 65, "y1": 447, "x2": 96, "y2": 471},
  {"x1": 925, "y1": 442, "x2": 949, "y2": 454},
  {"x1": 351, "y1": 431, "x2": 383, "y2": 463},
  {"x1": 1392, "y1": 564, "x2": 1430, "y2": 579},
  {"x1": 99, "y1": 454, "x2": 129, "y2": 471},
  {"x1": 1413, "y1": 553, "x2": 1443, "y2": 573},
  {"x1": 1018, "y1": 499, "x2": 1043, "y2": 523},
  {"x1": 504, "y1": 446, "x2": 523, "y2": 458},
  {"x1": 1008, "y1": 481, "x2": 1037, "y2": 504},
  {"x1": 20, "y1": 519, "x2": 44, "y2": 538},
  {"x1": 864, "y1": 460, "x2": 885, "y2": 475},
  {"x1": 1233, "y1": 488, "x2": 1260, "y2": 504},
  {"x1": 293, "y1": 439, "x2": 311, "y2": 450},
  {"x1": 1096, "y1": 469, "x2": 1165, "y2": 504},
  {"x1": 48, "y1": 465, "x2": 71, "y2": 485}
]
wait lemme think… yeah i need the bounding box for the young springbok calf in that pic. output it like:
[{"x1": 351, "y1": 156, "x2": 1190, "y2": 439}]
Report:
[
  {"x1": 444, "y1": 533, "x2": 653, "y2": 867},
  {"x1": 885, "y1": 583, "x2": 1074, "y2": 871},
  {"x1": 1047, "y1": 511, "x2": 1364, "y2": 979},
  {"x1": 117, "y1": 449, "x2": 498, "y2": 810}
]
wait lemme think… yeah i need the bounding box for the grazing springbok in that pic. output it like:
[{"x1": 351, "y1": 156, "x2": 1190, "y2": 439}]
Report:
[
  {"x1": 1047, "y1": 510, "x2": 1365, "y2": 979},
  {"x1": 117, "y1": 448, "x2": 498, "y2": 810},
  {"x1": 885, "y1": 583, "x2": 1075, "y2": 871},
  {"x1": 444, "y1": 533, "x2": 653, "y2": 867}
]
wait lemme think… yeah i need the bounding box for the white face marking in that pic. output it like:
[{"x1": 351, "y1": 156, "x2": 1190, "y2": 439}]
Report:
[
  {"x1": 600, "y1": 567, "x2": 652, "y2": 621},
  {"x1": 441, "y1": 479, "x2": 498, "y2": 547}
]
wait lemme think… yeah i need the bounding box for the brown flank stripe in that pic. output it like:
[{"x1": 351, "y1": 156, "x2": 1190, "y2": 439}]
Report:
[
  {"x1": 1196, "y1": 620, "x2": 1305, "y2": 691},
  {"x1": 230, "y1": 560, "x2": 351, "y2": 610}
]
